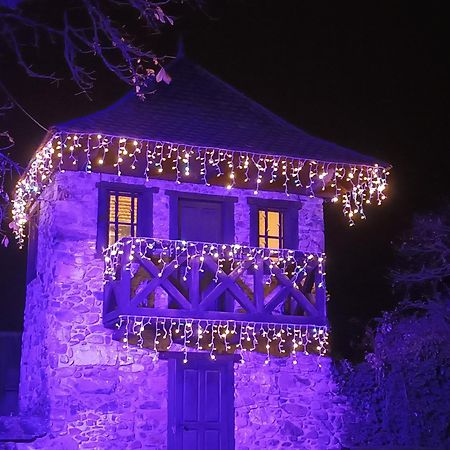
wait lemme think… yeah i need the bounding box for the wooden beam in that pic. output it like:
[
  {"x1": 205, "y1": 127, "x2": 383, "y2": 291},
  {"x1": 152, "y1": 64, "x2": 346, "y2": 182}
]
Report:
[
  {"x1": 263, "y1": 285, "x2": 290, "y2": 313},
  {"x1": 270, "y1": 265, "x2": 318, "y2": 316},
  {"x1": 189, "y1": 257, "x2": 200, "y2": 310},
  {"x1": 200, "y1": 257, "x2": 256, "y2": 313},
  {"x1": 136, "y1": 256, "x2": 191, "y2": 310},
  {"x1": 253, "y1": 258, "x2": 265, "y2": 312},
  {"x1": 314, "y1": 269, "x2": 327, "y2": 318},
  {"x1": 129, "y1": 256, "x2": 185, "y2": 308},
  {"x1": 111, "y1": 308, "x2": 327, "y2": 326}
]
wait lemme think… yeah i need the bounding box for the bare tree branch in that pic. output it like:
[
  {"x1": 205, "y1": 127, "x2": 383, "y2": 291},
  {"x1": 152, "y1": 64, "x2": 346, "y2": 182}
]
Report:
[
  {"x1": 0, "y1": 0, "x2": 181, "y2": 93},
  {"x1": 0, "y1": 0, "x2": 195, "y2": 243}
]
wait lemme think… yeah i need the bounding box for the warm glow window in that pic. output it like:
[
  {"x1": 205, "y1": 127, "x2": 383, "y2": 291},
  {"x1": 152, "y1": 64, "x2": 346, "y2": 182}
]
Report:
[
  {"x1": 258, "y1": 209, "x2": 284, "y2": 249},
  {"x1": 96, "y1": 182, "x2": 153, "y2": 252},
  {"x1": 108, "y1": 192, "x2": 139, "y2": 246}
]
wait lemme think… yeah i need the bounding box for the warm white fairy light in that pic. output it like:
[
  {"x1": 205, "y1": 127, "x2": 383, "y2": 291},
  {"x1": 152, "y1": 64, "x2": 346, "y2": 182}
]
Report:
[
  {"x1": 103, "y1": 237, "x2": 326, "y2": 286},
  {"x1": 12, "y1": 132, "x2": 390, "y2": 247},
  {"x1": 119, "y1": 315, "x2": 329, "y2": 361},
  {"x1": 110, "y1": 236, "x2": 330, "y2": 362}
]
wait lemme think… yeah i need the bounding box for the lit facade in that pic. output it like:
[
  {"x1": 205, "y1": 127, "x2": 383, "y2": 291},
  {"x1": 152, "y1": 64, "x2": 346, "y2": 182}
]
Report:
[{"x1": 10, "y1": 57, "x2": 389, "y2": 449}]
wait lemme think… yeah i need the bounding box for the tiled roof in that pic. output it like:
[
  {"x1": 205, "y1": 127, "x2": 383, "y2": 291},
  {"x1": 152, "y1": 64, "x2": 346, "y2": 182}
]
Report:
[{"x1": 56, "y1": 57, "x2": 385, "y2": 166}]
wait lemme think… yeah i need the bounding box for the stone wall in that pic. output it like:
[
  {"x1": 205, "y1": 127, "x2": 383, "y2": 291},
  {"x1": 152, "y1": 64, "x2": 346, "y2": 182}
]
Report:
[
  {"x1": 18, "y1": 173, "x2": 170, "y2": 449},
  {"x1": 235, "y1": 353, "x2": 348, "y2": 450},
  {"x1": 9, "y1": 171, "x2": 342, "y2": 449}
]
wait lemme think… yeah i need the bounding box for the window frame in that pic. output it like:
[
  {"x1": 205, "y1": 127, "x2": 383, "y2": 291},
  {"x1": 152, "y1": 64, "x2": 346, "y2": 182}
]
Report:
[
  {"x1": 96, "y1": 182, "x2": 157, "y2": 253},
  {"x1": 248, "y1": 198, "x2": 300, "y2": 250},
  {"x1": 107, "y1": 191, "x2": 139, "y2": 246},
  {"x1": 257, "y1": 208, "x2": 285, "y2": 249}
]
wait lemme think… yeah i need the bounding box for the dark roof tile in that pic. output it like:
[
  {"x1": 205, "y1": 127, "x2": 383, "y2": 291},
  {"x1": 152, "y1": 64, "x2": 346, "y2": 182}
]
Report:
[{"x1": 56, "y1": 57, "x2": 386, "y2": 166}]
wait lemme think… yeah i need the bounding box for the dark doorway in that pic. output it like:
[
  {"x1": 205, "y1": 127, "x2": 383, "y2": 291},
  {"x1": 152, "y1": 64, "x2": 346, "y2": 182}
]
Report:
[{"x1": 167, "y1": 354, "x2": 235, "y2": 450}]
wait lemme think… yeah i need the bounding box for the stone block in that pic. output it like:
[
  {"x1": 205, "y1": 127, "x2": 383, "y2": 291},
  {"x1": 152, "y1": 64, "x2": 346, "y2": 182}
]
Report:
[
  {"x1": 282, "y1": 404, "x2": 308, "y2": 417},
  {"x1": 71, "y1": 346, "x2": 118, "y2": 366}
]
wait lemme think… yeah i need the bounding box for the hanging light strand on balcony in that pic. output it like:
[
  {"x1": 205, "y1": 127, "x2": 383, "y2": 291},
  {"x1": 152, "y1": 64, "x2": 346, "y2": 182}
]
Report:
[
  {"x1": 118, "y1": 315, "x2": 329, "y2": 363},
  {"x1": 103, "y1": 237, "x2": 325, "y2": 288}
]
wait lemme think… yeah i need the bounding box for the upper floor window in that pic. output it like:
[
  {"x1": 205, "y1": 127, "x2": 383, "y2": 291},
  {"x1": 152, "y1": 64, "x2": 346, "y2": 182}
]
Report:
[
  {"x1": 248, "y1": 198, "x2": 300, "y2": 250},
  {"x1": 108, "y1": 192, "x2": 139, "y2": 246},
  {"x1": 258, "y1": 209, "x2": 284, "y2": 249},
  {"x1": 96, "y1": 182, "x2": 156, "y2": 252}
]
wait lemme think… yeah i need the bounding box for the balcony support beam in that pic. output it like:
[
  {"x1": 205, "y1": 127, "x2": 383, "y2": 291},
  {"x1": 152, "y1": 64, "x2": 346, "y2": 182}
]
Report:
[{"x1": 103, "y1": 237, "x2": 328, "y2": 330}]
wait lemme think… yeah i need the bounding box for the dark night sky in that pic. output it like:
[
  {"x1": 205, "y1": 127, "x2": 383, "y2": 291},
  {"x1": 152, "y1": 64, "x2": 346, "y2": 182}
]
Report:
[{"x1": 1, "y1": 0, "x2": 449, "y2": 359}]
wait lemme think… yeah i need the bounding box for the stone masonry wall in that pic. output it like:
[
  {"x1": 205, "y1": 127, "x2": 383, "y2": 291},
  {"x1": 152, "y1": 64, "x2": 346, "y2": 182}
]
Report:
[
  {"x1": 235, "y1": 353, "x2": 348, "y2": 450},
  {"x1": 13, "y1": 171, "x2": 343, "y2": 449}
]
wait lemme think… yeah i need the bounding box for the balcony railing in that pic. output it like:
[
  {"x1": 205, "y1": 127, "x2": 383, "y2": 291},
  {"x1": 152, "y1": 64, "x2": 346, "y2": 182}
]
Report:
[{"x1": 103, "y1": 237, "x2": 327, "y2": 329}]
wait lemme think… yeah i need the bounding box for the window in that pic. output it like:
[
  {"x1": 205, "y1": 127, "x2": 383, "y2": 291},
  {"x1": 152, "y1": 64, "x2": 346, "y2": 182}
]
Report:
[
  {"x1": 108, "y1": 192, "x2": 139, "y2": 246},
  {"x1": 248, "y1": 198, "x2": 300, "y2": 249},
  {"x1": 258, "y1": 209, "x2": 284, "y2": 249},
  {"x1": 96, "y1": 182, "x2": 156, "y2": 252}
]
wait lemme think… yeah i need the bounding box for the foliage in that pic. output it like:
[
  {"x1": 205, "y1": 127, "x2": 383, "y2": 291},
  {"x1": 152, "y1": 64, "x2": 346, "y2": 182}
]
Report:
[
  {"x1": 337, "y1": 206, "x2": 450, "y2": 448},
  {"x1": 391, "y1": 203, "x2": 450, "y2": 301},
  {"x1": 337, "y1": 300, "x2": 450, "y2": 448}
]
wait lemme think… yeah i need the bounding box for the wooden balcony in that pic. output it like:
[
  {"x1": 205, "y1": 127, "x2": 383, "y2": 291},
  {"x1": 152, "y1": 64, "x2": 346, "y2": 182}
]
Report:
[{"x1": 103, "y1": 238, "x2": 327, "y2": 330}]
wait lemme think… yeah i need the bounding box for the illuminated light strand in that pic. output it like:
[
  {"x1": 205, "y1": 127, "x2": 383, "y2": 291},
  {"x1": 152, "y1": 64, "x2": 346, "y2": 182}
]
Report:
[
  {"x1": 12, "y1": 132, "x2": 390, "y2": 247},
  {"x1": 118, "y1": 315, "x2": 329, "y2": 361},
  {"x1": 103, "y1": 237, "x2": 325, "y2": 287}
]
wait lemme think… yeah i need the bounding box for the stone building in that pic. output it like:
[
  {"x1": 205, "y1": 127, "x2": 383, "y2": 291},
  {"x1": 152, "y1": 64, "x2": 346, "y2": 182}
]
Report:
[{"x1": 4, "y1": 56, "x2": 389, "y2": 449}]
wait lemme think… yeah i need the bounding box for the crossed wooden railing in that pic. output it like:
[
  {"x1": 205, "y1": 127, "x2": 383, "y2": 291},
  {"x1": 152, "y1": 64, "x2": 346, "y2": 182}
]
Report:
[{"x1": 103, "y1": 238, "x2": 327, "y2": 328}]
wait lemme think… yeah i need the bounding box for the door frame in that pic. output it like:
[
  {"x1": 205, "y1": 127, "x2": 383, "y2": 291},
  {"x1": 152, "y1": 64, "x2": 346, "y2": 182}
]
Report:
[
  {"x1": 166, "y1": 191, "x2": 237, "y2": 244},
  {"x1": 163, "y1": 352, "x2": 237, "y2": 450}
]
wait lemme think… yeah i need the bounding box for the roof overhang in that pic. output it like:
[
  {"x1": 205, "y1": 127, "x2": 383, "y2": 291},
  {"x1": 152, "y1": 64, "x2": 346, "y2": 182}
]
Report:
[{"x1": 12, "y1": 130, "x2": 391, "y2": 246}]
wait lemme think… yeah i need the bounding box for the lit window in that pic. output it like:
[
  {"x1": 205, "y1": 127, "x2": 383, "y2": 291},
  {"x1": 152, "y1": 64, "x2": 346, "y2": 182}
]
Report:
[
  {"x1": 258, "y1": 209, "x2": 284, "y2": 249},
  {"x1": 108, "y1": 192, "x2": 139, "y2": 245}
]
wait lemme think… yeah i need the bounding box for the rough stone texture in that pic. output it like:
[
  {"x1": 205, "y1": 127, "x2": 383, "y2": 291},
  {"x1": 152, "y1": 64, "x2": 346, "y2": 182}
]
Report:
[
  {"x1": 235, "y1": 353, "x2": 348, "y2": 450},
  {"x1": 0, "y1": 416, "x2": 46, "y2": 442},
  {"x1": 11, "y1": 171, "x2": 336, "y2": 449}
]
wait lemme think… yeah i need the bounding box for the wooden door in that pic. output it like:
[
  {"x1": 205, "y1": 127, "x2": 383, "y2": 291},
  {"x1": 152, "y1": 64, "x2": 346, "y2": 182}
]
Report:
[
  {"x1": 168, "y1": 355, "x2": 235, "y2": 450},
  {"x1": 176, "y1": 198, "x2": 232, "y2": 311},
  {"x1": 178, "y1": 199, "x2": 223, "y2": 243}
]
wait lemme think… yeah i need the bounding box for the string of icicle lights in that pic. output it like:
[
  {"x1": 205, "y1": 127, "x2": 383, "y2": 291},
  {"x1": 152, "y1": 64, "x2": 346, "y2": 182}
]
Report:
[
  {"x1": 104, "y1": 237, "x2": 325, "y2": 286},
  {"x1": 118, "y1": 315, "x2": 329, "y2": 364},
  {"x1": 12, "y1": 132, "x2": 390, "y2": 246}
]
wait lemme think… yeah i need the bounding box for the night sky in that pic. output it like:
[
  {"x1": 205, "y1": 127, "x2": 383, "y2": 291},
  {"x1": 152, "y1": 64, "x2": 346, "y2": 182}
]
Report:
[{"x1": 1, "y1": 1, "x2": 448, "y2": 359}]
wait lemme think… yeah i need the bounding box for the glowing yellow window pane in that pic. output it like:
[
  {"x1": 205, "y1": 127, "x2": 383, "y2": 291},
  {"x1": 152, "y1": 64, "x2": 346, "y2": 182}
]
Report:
[
  {"x1": 258, "y1": 210, "x2": 266, "y2": 237},
  {"x1": 108, "y1": 224, "x2": 116, "y2": 246},
  {"x1": 117, "y1": 196, "x2": 132, "y2": 222},
  {"x1": 133, "y1": 197, "x2": 138, "y2": 223},
  {"x1": 108, "y1": 193, "x2": 138, "y2": 245},
  {"x1": 109, "y1": 194, "x2": 136, "y2": 223},
  {"x1": 109, "y1": 195, "x2": 116, "y2": 223},
  {"x1": 267, "y1": 238, "x2": 280, "y2": 249},
  {"x1": 267, "y1": 211, "x2": 280, "y2": 237},
  {"x1": 118, "y1": 224, "x2": 132, "y2": 240},
  {"x1": 259, "y1": 237, "x2": 266, "y2": 247}
]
